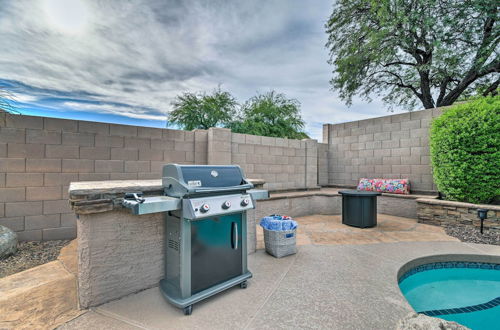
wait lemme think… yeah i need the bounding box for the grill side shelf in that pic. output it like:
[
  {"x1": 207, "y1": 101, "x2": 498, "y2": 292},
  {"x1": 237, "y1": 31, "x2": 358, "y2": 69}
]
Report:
[
  {"x1": 248, "y1": 189, "x2": 269, "y2": 201},
  {"x1": 122, "y1": 196, "x2": 181, "y2": 215}
]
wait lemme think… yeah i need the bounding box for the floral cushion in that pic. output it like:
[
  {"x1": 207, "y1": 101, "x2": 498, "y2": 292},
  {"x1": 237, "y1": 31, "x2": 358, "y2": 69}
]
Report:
[{"x1": 356, "y1": 178, "x2": 410, "y2": 194}]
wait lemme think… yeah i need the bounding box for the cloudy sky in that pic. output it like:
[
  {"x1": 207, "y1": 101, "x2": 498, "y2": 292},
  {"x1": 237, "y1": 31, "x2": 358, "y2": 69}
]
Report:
[{"x1": 0, "y1": 0, "x2": 406, "y2": 141}]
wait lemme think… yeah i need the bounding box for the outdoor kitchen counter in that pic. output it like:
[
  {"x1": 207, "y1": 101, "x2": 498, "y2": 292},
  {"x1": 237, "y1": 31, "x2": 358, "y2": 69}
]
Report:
[
  {"x1": 68, "y1": 178, "x2": 265, "y2": 309},
  {"x1": 69, "y1": 178, "x2": 265, "y2": 214}
]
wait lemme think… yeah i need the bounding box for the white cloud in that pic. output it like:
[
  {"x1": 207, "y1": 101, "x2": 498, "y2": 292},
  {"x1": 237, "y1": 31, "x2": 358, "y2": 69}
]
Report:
[
  {"x1": 11, "y1": 92, "x2": 39, "y2": 103},
  {"x1": 0, "y1": 0, "x2": 399, "y2": 141},
  {"x1": 62, "y1": 102, "x2": 167, "y2": 121}
]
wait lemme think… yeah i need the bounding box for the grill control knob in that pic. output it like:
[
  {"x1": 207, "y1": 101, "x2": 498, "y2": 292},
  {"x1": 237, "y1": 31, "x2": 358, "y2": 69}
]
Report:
[
  {"x1": 200, "y1": 203, "x2": 210, "y2": 213},
  {"x1": 222, "y1": 201, "x2": 231, "y2": 209},
  {"x1": 240, "y1": 198, "x2": 250, "y2": 207}
]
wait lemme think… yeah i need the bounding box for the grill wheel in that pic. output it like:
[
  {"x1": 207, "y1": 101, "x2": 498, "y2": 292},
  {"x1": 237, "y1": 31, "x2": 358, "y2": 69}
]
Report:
[{"x1": 183, "y1": 305, "x2": 193, "y2": 315}]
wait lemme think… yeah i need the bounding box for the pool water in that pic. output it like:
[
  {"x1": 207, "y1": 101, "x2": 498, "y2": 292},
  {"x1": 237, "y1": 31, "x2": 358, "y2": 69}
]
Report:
[{"x1": 399, "y1": 262, "x2": 500, "y2": 330}]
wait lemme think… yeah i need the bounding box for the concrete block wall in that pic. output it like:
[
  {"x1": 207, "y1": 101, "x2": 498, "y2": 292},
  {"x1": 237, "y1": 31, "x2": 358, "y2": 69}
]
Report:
[
  {"x1": 228, "y1": 130, "x2": 318, "y2": 191},
  {"x1": 0, "y1": 113, "x2": 196, "y2": 241},
  {"x1": 317, "y1": 143, "x2": 329, "y2": 186},
  {"x1": 323, "y1": 107, "x2": 447, "y2": 193},
  {"x1": 2, "y1": 105, "x2": 448, "y2": 240},
  {"x1": 1, "y1": 115, "x2": 317, "y2": 240},
  {"x1": 208, "y1": 127, "x2": 231, "y2": 165}
]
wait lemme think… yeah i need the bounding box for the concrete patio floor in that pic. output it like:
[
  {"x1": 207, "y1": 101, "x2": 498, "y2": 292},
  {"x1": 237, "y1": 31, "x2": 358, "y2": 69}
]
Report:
[
  {"x1": 257, "y1": 214, "x2": 458, "y2": 248},
  {"x1": 59, "y1": 215, "x2": 500, "y2": 330}
]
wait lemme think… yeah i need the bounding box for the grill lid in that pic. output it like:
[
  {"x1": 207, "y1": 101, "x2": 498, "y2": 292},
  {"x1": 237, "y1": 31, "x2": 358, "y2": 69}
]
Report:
[{"x1": 162, "y1": 164, "x2": 254, "y2": 197}]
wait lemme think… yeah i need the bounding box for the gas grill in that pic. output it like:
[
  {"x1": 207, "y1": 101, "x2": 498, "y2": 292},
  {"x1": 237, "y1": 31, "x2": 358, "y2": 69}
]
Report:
[{"x1": 122, "y1": 164, "x2": 268, "y2": 315}]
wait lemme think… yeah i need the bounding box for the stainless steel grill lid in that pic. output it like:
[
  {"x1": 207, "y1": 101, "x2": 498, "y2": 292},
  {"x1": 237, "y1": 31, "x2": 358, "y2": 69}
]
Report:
[{"x1": 162, "y1": 164, "x2": 254, "y2": 197}]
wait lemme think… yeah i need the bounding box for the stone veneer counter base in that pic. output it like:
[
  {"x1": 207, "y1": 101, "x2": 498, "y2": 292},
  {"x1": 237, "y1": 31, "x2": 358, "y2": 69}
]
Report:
[{"x1": 417, "y1": 198, "x2": 500, "y2": 232}]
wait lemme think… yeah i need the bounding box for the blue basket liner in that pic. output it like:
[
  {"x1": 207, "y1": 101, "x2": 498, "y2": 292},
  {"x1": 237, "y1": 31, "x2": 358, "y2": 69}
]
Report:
[{"x1": 260, "y1": 214, "x2": 298, "y2": 231}]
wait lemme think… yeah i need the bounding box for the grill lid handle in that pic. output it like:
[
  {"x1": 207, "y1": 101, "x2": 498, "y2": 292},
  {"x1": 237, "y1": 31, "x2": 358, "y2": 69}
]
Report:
[
  {"x1": 189, "y1": 184, "x2": 254, "y2": 194},
  {"x1": 163, "y1": 176, "x2": 254, "y2": 197}
]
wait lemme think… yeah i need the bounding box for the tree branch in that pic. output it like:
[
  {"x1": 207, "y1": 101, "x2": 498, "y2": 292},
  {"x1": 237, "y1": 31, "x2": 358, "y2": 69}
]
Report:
[
  {"x1": 483, "y1": 78, "x2": 500, "y2": 96},
  {"x1": 479, "y1": 58, "x2": 500, "y2": 76},
  {"x1": 439, "y1": 9, "x2": 499, "y2": 106},
  {"x1": 383, "y1": 61, "x2": 416, "y2": 67},
  {"x1": 377, "y1": 70, "x2": 422, "y2": 98},
  {"x1": 436, "y1": 77, "x2": 451, "y2": 106}
]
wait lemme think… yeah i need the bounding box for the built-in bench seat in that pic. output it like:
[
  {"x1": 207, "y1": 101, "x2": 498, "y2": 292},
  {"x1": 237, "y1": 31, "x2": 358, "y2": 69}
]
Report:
[
  {"x1": 255, "y1": 188, "x2": 437, "y2": 220},
  {"x1": 268, "y1": 188, "x2": 434, "y2": 200}
]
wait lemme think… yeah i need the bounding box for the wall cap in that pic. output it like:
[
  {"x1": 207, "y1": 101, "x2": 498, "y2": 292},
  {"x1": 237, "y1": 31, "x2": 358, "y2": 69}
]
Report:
[{"x1": 416, "y1": 198, "x2": 500, "y2": 211}]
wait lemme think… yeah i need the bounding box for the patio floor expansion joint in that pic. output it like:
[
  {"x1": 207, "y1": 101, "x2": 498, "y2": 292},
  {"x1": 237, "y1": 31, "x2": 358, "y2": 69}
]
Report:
[
  {"x1": 93, "y1": 307, "x2": 150, "y2": 330},
  {"x1": 242, "y1": 253, "x2": 298, "y2": 330}
]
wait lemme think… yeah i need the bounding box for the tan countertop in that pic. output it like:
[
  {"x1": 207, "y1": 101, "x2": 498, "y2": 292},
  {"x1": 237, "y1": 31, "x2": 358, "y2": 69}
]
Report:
[{"x1": 69, "y1": 178, "x2": 266, "y2": 198}]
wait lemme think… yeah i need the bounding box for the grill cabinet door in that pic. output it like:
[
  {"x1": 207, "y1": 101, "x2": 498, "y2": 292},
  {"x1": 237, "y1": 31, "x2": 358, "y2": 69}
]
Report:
[{"x1": 190, "y1": 213, "x2": 242, "y2": 294}]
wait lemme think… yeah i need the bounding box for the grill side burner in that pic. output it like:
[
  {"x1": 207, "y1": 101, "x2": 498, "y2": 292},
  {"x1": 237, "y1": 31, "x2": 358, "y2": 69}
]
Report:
[{"x1": 122, "y1": 164, "x2": 268, "y2": 315}]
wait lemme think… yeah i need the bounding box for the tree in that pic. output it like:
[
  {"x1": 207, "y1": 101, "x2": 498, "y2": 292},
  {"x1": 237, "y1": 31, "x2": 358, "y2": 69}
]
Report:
[
  {"x1": 230, "y1": 91, "x2": 309, "y2": 139},
  {"x1": 167, "y1": 87, "x2": 237, "y2": 130},
  {"x1": 325, "y1": 0, "x2": 499, "y2": 110}
]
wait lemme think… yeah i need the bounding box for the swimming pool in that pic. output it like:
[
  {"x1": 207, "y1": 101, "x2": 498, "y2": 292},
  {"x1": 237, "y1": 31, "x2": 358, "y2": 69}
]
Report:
[{"x1": 399, "y1": 261, "x2": 500, "y2": 330}]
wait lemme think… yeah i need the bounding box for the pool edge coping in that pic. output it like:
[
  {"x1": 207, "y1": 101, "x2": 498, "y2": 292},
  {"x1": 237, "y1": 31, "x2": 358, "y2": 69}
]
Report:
[{"x1": 396, "y1": 253, "x2": 500, "y2": 282}]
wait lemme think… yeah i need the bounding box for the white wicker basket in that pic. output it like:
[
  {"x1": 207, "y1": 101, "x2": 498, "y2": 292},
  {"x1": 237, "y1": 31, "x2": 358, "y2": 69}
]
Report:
[{"x1": 263, "y1": 228, "x2": 297, "y2": 258}]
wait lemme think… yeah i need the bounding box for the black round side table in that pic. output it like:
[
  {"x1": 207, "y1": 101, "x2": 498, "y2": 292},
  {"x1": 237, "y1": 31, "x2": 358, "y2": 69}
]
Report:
[{"x1": 339, "y1": 190, "x2": 381, "y2": 228}]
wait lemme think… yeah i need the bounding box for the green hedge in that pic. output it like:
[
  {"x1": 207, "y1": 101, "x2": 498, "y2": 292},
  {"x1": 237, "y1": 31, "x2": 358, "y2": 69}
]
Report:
[{"x1": 430, "y1": 96, "x2": 500, "y2": 204}]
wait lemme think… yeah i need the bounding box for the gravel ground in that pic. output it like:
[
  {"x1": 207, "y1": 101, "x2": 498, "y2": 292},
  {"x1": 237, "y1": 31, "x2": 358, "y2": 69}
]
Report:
[
  {"x1": 0, "y1": 240, "x2": 70, "y2": 278},
  {"x1": 445, "y1": 225, "x2": 500, "y2": 245}
]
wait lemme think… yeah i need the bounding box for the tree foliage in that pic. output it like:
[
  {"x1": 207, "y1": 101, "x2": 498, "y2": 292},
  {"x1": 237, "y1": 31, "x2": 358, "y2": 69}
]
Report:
[
  {"x1": 430, "y1": 96, "x2": 500, "y2": 204},
  {"x1": 167, "y1": 87, "x2": 237, "y2": 130},
  {"x1": 229, "y1": 91, "x2": 309, "y2": 139},
  {"x1": 168, "y1": 88, "x2": 309, "y2": 139},
  {"x1": 325, "y1": 0, "x2": 500, "y2": 110}
]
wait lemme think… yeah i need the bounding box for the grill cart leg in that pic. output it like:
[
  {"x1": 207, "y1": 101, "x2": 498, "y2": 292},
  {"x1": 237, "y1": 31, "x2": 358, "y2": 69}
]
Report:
[
  {"x1": 183, "y1": 305, "x2": 193, "y2": 315},
  {"x1": 239, "y1": 281, "x2": 247, "y2": 289}
]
